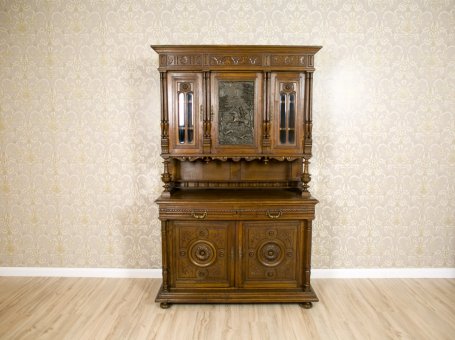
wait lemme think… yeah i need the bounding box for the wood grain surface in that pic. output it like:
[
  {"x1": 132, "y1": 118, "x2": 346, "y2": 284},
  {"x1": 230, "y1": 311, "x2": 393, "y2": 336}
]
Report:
[{"x1": 0, "y1": 278, "x2": 454, "y2": 339}]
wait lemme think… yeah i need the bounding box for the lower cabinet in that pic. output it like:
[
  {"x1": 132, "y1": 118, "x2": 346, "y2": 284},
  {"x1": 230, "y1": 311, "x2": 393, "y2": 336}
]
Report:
[
  {"x1": 171, "y1": 220, "x2": 301, "y2": 289},
  {"x1": 156, "y1": 218, "x2": 318, "y2": 307}
]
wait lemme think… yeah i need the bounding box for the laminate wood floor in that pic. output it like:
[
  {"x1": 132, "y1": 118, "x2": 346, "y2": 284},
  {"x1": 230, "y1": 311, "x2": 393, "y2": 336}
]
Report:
[{"x1": 0, "y1": 277, "x2": 454, "y2": 339}]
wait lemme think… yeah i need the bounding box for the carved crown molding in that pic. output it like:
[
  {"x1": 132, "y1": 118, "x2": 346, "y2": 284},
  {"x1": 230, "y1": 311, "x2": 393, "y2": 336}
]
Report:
[{"x1": 153, "y1": 46, "x2": 321, "y2": 70}]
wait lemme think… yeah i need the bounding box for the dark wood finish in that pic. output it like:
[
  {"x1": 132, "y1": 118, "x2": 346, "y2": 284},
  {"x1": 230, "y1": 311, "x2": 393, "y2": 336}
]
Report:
[{"x1": 151, "y1": 45, "x2": 321, "y2": 308}]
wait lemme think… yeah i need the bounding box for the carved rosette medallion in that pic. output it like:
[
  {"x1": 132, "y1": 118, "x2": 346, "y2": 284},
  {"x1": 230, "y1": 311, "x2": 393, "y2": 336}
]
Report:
[
  {"x1": 189, "y1": 240, "x2": 217, "y2": 267},
  {"x1": 179, "y1": 82, "x2": 191, "y2": 92},
  {"x1": 257, "y1": 240, "x2": 285, "y2": 267},
  {"x1": 197, "y1": 227, "x2": 209, "y2": 238},
  {"x1": 196, "y1": 269, "x2": 208, "y2": 279},
  {"x1": 282, "y1": 83, "x2": 295, "y2": 93}
]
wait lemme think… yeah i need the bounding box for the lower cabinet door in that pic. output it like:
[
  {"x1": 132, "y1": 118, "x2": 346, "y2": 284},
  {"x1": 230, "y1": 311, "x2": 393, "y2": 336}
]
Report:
[
  {"x1": 171, "y1": 221, "x2": 234, "y2": 288},
  {"x1": 241, "y1": 221, "x2": 302, "y2": 288}
]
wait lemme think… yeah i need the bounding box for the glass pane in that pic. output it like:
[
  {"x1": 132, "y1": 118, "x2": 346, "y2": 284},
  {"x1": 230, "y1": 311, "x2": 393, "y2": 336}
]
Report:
[
  {"x1": 288, "y1": 130, "x2": 295, "y2": 143},
  {"x1": 280, "y1": 130, "x2": 286, "y2": 144},
  {"x1": 289, "y1": 93, "x2": 295, "y2": 129},
  {"x1": 187, "y1": 92, "x2": 193, "y2": 128},
  {"x1": 187, "y1": 129, "x2": 193, "y2": 143},
  {"x1": 178, "y1": 92, "x2": 185, "y2": 128},
  {"x1": 280, "y1": 93, "x2": 286, "y2": 129},
  {"x1": 178, "y1": 128, "x2": 185, "y2": 144},
  {"x1": 218, "y1": 81, "x2": 254, "y2": 145}
]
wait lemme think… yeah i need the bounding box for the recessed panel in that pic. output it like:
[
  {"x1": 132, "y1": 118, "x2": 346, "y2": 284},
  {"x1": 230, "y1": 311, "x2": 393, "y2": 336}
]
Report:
[{"x1": 218, "y1": 81, "x2": 255, "y2": 145}]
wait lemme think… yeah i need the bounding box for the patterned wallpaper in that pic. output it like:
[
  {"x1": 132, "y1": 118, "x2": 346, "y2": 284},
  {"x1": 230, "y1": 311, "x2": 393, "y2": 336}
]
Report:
[{"x1": 0, "y1": 0, "x2": 454, "y2": 268}]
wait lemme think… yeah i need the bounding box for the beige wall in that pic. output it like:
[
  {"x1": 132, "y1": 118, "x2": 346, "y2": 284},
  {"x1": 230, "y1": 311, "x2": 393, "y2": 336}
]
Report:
[{"x1": 0, "y1": 0, "x2": 454, "y2": 268}]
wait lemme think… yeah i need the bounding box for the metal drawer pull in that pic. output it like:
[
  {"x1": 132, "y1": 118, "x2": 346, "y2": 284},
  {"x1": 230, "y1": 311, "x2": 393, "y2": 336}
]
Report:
[
  {"x1": 191, "y1": 210, "x2": 207, "y2": 219},
  {"x1": 266, "y1": 210, "x2": 282, "y2": 219}
]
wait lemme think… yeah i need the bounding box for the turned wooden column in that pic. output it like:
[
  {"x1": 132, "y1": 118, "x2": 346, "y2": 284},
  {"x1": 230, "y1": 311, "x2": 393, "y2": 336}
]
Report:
[
  {"x1": 203, "y1": 71, "x2": 211, "y2": 153},
  {"x1": 302, "y1": 71, "x2": 314, "y2": 198},
  {"x1": 160, "y1": 71, "x2": 169, "y2": 154}
]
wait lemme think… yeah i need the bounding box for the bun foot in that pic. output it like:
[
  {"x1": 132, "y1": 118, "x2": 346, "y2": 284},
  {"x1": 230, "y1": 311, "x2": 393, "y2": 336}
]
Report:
[
  {"x1": 299, "y1": 302, "x2": 313, "y2": 309},
  {"x1": 160, "y1": 302, "x2": 171, "y2": 309}
]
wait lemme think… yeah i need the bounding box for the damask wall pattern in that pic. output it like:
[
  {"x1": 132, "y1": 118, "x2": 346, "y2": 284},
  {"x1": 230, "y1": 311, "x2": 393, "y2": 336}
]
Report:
[{"x1": 0, "y1": 0, "x2": 454, "y2": 268}]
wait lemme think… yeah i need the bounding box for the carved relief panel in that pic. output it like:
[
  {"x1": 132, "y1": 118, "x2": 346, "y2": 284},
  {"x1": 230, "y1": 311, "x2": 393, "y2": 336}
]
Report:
[
  {"x1": 167, "y1": 73, "x2": 203, "y2": 154},
  {"x1": 241, "y1": 221, "x2": 301, "y2": 288},
  {"x1": 211, "y1": 72, "x2": 263, "y2": 154},
  {"x1": 270, "y1": 72, "x2": 305, "y2": 154},
  {"x1": 171, "y1": 221, "x2": 234, "y2": 288}
]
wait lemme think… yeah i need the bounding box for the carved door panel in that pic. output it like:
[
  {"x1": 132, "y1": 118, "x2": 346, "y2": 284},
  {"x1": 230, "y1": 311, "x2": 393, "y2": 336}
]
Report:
[
  {"x1": 168, "y1": 72, "x2": 203, "y2": 155},
  {"x1": 210, "y1": 72, "x2": 263, "y2": 155},
  {"x1": 171, "y1": 221, "x2": 234, "y2": 288},
  {"x1": 240, "y1": 221, "x2": 301, "y2": 288},
  {"x1": 270, "y1": 72, "x2": 305, "y2": 154}
]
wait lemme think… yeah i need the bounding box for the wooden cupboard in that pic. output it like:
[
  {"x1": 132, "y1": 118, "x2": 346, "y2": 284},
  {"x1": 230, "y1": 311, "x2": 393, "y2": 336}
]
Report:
[{"x1": 151, "y1": 45, "x2": 322, "y2": 308}]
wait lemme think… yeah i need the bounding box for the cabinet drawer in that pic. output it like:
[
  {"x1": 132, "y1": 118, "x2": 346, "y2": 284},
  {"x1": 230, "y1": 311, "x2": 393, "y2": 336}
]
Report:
[{"x1": 159, "y1": 205, "x2": 315, "y2": 220}]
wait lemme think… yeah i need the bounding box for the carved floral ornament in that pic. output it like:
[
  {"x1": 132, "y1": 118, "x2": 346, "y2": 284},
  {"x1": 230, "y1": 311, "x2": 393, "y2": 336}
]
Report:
[
  {"x1": 282, "y1": 83, "x2": 295, "y2": 93},
  {"x1": 210, "y1": 55, "x2": 261, "y2": 66},
  {"x1": 179, "y1": 82, "x2": 191, "y2": 92}
]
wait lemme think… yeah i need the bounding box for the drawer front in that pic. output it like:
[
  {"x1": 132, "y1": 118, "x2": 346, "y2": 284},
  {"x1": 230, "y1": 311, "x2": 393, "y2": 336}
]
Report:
[
  {"x1": 171, "y1": 221, "x2": 234, "y2": 288},
  {"x1": 240, "y1": 221, "x2": 301, "y2": 288},
  {"x1": 159, "y1": 205, "x2": 315, "y2": 221}
]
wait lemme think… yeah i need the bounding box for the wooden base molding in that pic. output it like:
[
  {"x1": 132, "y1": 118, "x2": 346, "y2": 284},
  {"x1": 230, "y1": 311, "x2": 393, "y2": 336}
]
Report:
[{"x1": 155, "y1": 285, "x2": 319, "y2": 306}]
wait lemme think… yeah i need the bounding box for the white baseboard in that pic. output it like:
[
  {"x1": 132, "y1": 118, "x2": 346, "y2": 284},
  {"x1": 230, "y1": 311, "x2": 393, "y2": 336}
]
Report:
[
  {"x1": 311, "y1": 268, "x2": 455, "y2": 279},
  {"x1": 0, "y1": 267, "x2": 162, "y2": 278},
  {"x1": 1, "y1": 267, "x2": 454, "y2": 279}
]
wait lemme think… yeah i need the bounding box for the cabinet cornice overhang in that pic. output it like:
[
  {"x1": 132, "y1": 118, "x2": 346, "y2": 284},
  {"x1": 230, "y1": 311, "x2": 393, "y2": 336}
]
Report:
[{"x1": 151, "y1": 45, "x2": 322, "y2": 72}]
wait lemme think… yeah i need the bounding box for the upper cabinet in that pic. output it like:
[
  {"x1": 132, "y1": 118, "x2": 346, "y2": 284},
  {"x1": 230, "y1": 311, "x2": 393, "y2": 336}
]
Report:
[{"x1": 152, "y1": 45, "x2": 322, "y2": 159}]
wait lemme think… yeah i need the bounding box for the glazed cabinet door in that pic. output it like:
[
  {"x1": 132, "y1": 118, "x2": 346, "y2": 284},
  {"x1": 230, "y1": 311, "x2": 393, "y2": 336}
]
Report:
[
  {"x1": 240, "y1": 221, "x2": 302, "y2": 288},
  {"x1": 170, "y1": 221, "x2": 235, "y2": 288},
  {"x1": 168, "y1": 72, "x2": 203, "y2": 155},
  {"x1": 270, "y1": 72, "x2": 305, "y2": 154},
  {"x1": 210, "y1": 72, "x2": 263, "y2": 155}
]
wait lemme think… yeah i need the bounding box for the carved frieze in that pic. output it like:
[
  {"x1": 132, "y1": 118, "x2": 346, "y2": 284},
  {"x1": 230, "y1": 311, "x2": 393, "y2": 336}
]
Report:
[
  {"x1": 167, "y1": 54, "x2": 202, "y2": 66},
  {"x1": 210, "y1": 55, "x2": 262, "y2": 66},
  {"x1": 160, "y1": 53, "x2": 315, "y2": 69},
  {"x1": 271, "y1": 55, "x2": 308, "y2": 67}
]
